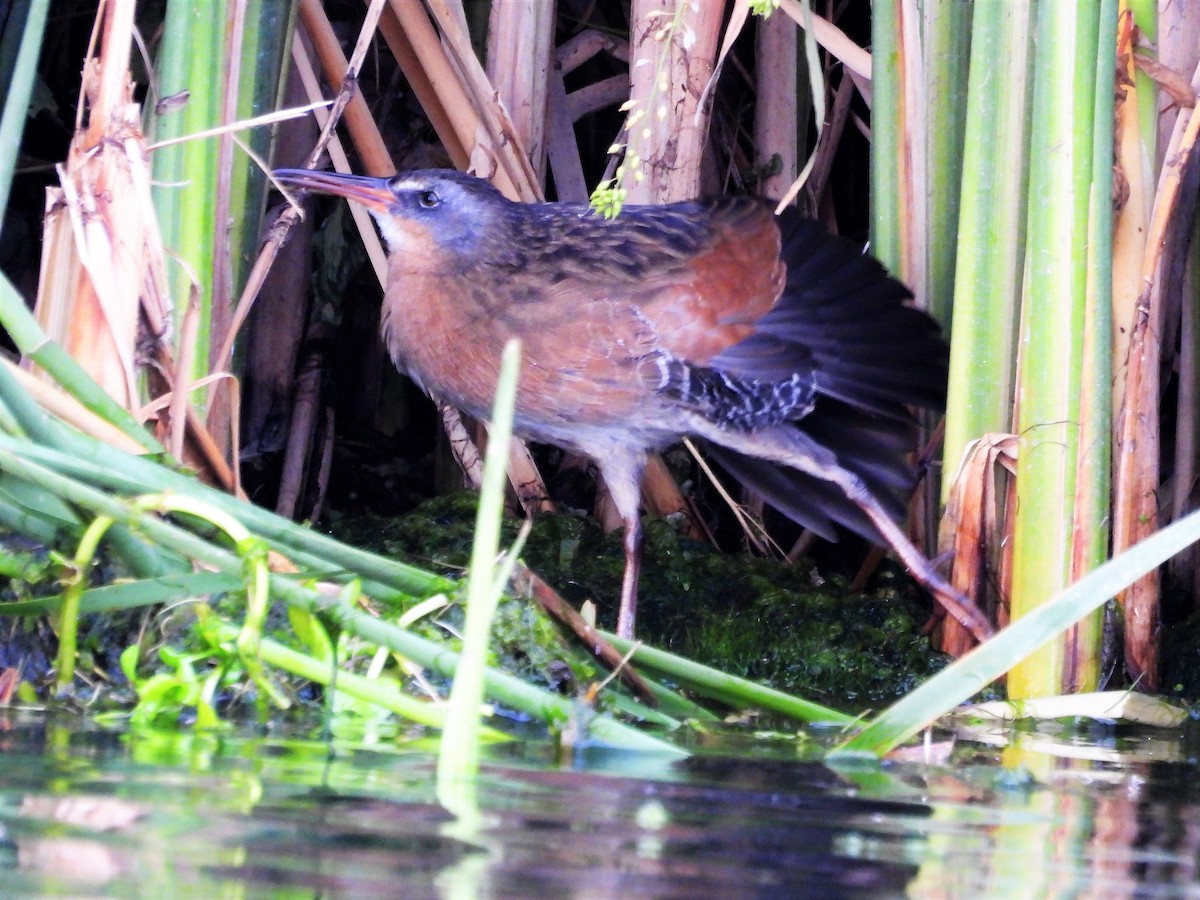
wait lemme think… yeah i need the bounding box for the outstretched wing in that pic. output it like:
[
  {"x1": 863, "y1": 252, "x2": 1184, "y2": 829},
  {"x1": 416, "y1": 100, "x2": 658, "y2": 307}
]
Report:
[{"x1": 621, "y1": 200, "x2": 946, "y2": 543}]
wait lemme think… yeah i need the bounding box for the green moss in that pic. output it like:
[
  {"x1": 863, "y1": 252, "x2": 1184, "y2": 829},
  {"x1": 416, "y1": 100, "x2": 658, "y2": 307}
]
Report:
[
  {"x1": 332, "y1": 493, "x2": 950, "y2": 708},
  {"x1": 0, "y1": 534, "x2": 57, "y2": 603}
]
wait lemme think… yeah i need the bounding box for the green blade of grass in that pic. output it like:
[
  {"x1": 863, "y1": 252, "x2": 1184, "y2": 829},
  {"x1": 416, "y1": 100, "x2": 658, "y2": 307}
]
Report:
[
  {"x1": 438, "y1": 338, "x2": 523, "y2": 795},
  {"x1": 604, "y1": 633, "x2": 856, "y2": 727},
  {"x1": 833, "y1": 507, "x2": 1200, "y2": 757},
  {"x1": 0, "y1": 571, "x2": 243, "y2": 616}
]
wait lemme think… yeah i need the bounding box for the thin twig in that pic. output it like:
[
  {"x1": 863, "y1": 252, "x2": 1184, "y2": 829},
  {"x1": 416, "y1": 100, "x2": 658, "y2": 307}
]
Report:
[
  {"x1": 301, "y1": 0, "x2": 389, "y2": 171},
  {"x1": 508, "y1": 562, "x2": 658, "y2": 707},
  {"x1": 145, "y1": 100, "x2": 333, "y2": 150}
]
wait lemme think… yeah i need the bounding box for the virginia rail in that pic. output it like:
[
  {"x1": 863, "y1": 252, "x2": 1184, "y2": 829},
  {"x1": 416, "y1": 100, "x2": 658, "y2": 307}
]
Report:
[{"x1": 272, "y1": 167, "x2": 990, "y2": 642}]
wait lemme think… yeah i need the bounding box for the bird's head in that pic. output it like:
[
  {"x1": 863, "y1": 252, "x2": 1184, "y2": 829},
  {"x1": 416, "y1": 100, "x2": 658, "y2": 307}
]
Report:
[{"x1": 272, "y1": 168, "x2": 511, "y2": 272}]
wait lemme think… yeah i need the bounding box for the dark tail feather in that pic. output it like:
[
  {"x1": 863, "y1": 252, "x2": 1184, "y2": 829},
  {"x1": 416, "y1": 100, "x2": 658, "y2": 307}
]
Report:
[
  {"x1": 712, "y1": 210, "x2": 948, "y2": 421},
  {"x1": 778, "y1": 213, "x2": 948, "y2": 415}
]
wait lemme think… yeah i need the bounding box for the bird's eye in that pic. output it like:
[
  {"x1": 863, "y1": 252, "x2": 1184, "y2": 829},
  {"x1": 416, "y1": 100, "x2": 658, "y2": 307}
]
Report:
[{"x1": 417, "y1": 189, "x2": 440, "y2": 209}]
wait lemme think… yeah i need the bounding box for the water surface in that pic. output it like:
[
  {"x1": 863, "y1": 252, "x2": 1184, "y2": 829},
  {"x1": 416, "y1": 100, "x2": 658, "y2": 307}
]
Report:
[{"x1": 0, "y1": 710, "x2": 1196, "y2": 898}]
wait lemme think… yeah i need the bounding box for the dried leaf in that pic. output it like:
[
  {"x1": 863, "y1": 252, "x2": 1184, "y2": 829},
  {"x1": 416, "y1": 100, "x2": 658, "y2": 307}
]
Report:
[{"x1": 1134, "y1": 53, "x2": 1197, "y2": 108}]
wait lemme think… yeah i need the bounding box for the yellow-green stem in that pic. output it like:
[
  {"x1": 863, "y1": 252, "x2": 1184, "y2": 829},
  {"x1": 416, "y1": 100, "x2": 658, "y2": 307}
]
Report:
[
  {"x1": 55, "y1": 513, "x2": 115, "y2": 693},
  {"x1": 1009, "y1": 3, "x2": 1102, "y2": 699}
]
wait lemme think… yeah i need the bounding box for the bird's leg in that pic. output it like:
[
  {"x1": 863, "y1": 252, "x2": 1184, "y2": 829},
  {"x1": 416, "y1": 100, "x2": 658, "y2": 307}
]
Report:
[
  {"x1": 806, "y1": 467, "x2": 993, "y2": 641},
  {"x1": 791, "y1": 455, "x2": 993, "y2": 641},
  {"x1": 693, "y1": 419, "x2": 994, "y2": 642},
  {"x1": 617, "y1": 512, "x2": 643, "y2": 639},
  {"x1": 838, "y1": 477, "x2": 993, "y2": 642},
  {"x1": 599, "y1": 450, "x2": 648, "y2": 639}
]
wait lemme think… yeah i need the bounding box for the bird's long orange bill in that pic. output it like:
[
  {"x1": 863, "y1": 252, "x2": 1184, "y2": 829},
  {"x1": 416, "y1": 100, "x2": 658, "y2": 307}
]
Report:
[{"x1": 272, "y1": 168, "x2": 394, "y2": 211}]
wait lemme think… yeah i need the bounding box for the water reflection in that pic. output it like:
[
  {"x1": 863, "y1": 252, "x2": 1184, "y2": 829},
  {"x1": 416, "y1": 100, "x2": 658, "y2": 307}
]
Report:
[{"x1": 0, "y1": 710, "x2": 1196, "y2": 898}]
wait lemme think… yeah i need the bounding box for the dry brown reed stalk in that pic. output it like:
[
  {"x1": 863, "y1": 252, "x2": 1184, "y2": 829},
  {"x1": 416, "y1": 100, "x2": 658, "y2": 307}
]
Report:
[
  {"x1": 1112, "y1": 52, "x2": 1200, "y2": 689},
  {"x1": 375, "y1": 0, "x2": 534, "y2": 200},
  {"x1": 1110, "y1": 12, "x2": 1152, "y2": 441},
  {"x1": 27, "y1": 0, "x2": 240, "y2": 487},
  {"x1": 486, "y1": 1, "x2": 556, "y2": 182},
  {"x1": 34, "y1": 0, "x2": 167, "y2": 409},
  {"x1": 623, "y1": 0, "x2": 722, "y2": 203},
  {"x1": 754, "y1": 9, "x2": 799, "y2": 201},
  {"x1": 376, "y1": 8, "x2": 468, "y2": 169},
  {"x1": 939, "y1": 434, "x2": 1017, "y2": 657},
  {"x1": 421, "y1": 0, "x2": 541, "y2": 200}
]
